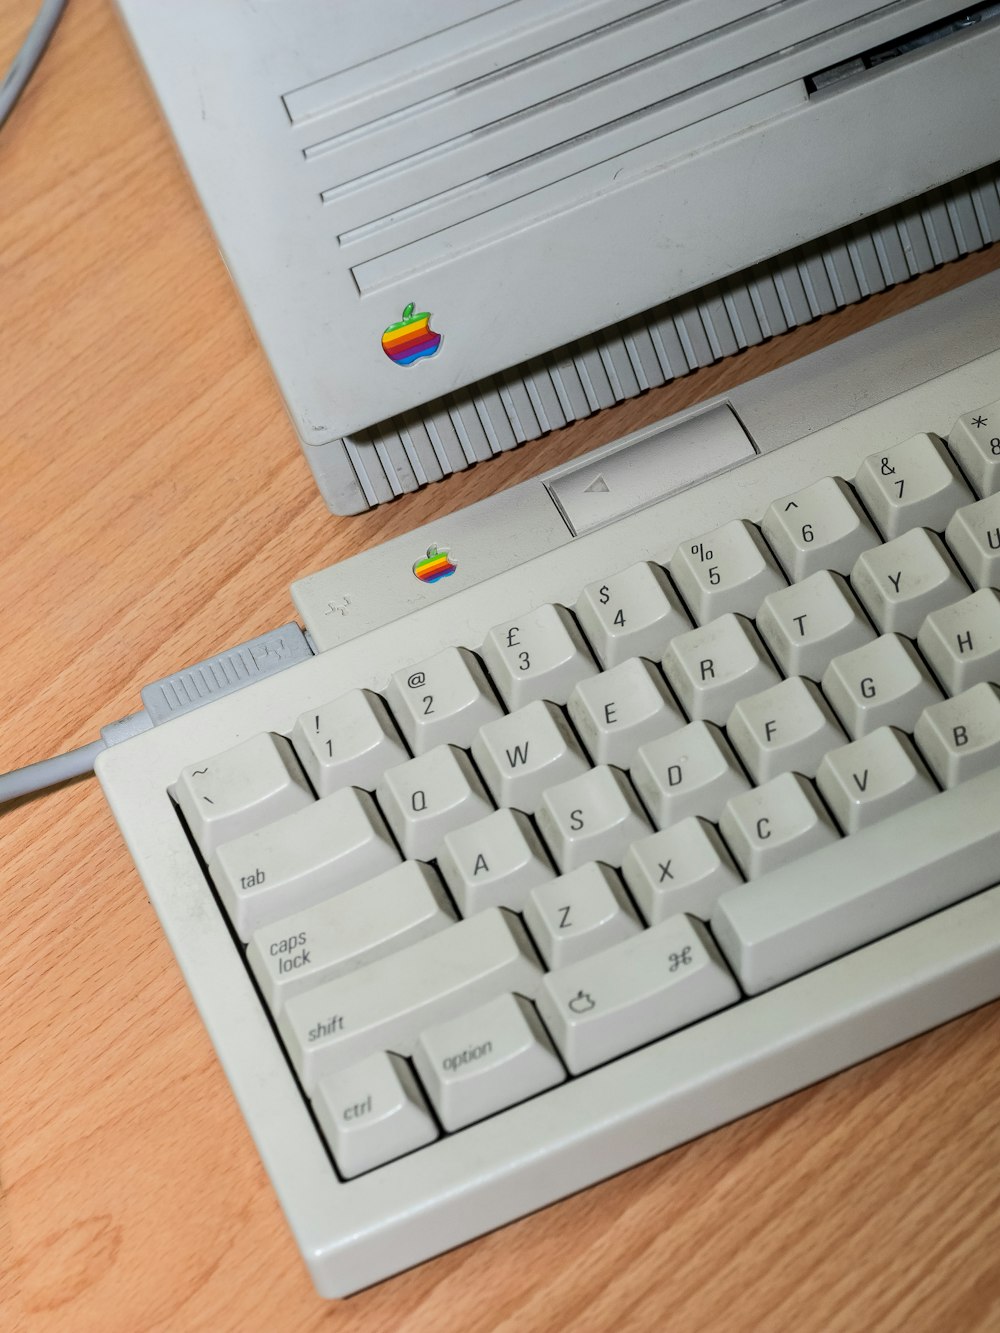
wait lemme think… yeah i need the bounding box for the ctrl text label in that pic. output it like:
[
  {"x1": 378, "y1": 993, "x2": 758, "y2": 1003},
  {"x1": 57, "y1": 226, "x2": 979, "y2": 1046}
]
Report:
[{"x1": 342, "y1": 1094, "x2": 372, "y2": 1121}]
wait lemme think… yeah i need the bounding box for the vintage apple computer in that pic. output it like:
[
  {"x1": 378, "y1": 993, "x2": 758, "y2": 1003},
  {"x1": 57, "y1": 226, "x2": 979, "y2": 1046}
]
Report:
[
  {"x1": 116, "y1": 1, "x2": 1000, "y2": 513},
  {"x1": 44, "y1": 0, "x2": 1000, "y2": 1296}
]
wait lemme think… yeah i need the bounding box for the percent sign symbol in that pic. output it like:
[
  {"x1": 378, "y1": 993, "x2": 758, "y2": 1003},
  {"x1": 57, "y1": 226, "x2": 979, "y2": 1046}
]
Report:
[{"x1": 691, "y1": 542, "x2": 714, "y2": 562}]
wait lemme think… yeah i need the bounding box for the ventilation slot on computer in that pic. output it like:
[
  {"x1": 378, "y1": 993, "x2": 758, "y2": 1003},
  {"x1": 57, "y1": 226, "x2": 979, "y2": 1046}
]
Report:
[
  {"x1": 324, "y1": 163, "x2": 1000, "y2": 509},
  {"x1": 281, "y1": 0, "x2": 981, "y2": 294},
  {"x1": 807, "y1": 2, "x2": 1000, "y2": 92}
]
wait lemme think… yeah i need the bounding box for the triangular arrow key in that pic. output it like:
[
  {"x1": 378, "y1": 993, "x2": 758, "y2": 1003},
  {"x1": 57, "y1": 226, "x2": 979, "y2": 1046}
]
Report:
[{"x1": 584, "y1": 474, "x2": 609, "y2": 494}]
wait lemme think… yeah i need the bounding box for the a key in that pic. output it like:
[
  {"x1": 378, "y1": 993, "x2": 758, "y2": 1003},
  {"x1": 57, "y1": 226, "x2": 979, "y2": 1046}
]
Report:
[
  {"x1": 756, "y1": 570, "x2": 874, "y2": 681},
  {"x1": 727, "y1": 676, "x2": 845, "y2": 783},
  {"x1": 536, "y1": 765, "x2": 651, "y2": 872},
  {"x1": 291, "y1": 691, "x2": 407, "y2": 797},
  {"x1": 568, "y1": 657, "x2": 683, "y2": 767},
  {"x1": 376, "y1": 745, "x2": 492, "y2": 860},
  {"x1": 851, "y1": 528, "x2": 968, "y2": 637},
  {"x1": 854, "y1": 433, "x2": 973, "y2": 538},
  {"x1": 175, "y1": 733, "x2": 313, "y2": 859},
  {"x1": 437, "y1": 807, "x2": 553, "y2": 915},
  {"x1": 621, "y1": 817, "x2": 742, "y2": 924},
  {"x1": 481, "y1": 604, "x2": 595, "y2": 709},
  {"x1": 312, "y1": 1051, "x2": 438, "y2": 1179},
  {"x1": 522, "y1": 862, "x2": 642, "y2": 968},
  {"x1": 816, "y1": 726, "x2": 936, "y2": 834},
  {"x1": 946, "y1": 493, "x2": 1000, "y2": 590},
  {"x1": 719, "y1": 771, "x2": 838, "y2": 878},
  {"x1": 762, "y1": 476, "x2": 879, "y2": 580},
  {"x1": 917, "y1": 588, "x2": 1000, "y2": 694},
  {"x1": 412, "y1": 994, "x2": 565, "y2": 1132},
  {"x1": 247, "y1": 861, "x2": 455, "y2": 1012},
  {"x1": 536, "y1": 915, "x2": 739, "y2": 1074},
  {"x1": 668, "y1": 519, "x2": 785, "y2": 623},
  {"x1": 279, "y1": 908, "x2": 544, "y2": 1090},
  {"x1": 209, "y1": 786, "x2": 400, "y2": 940},
  {"x1": 914, "y1": 683, "x2": 1000, "y2": 788},
  {"x1": 822, "y1": 633, "x2": 942, "y2": 738},
  {"x1": 384, "y1": 647, "x2": 502, "y2": 754},
  {"x1": 711, "y1": 766, "x2": 1000, "y2": 994},
  {"x1": 631, "y1": 720, "x2": 749, "y2": 827},
  {"x1": 948, "y1": 401, "x2": 1000, "y2": 496},
  {"x1": 661, "y1": 613, "x2": 780, "y2": 725},
  {"x1": 472, "y1": 699, "x2": 589, "y2": 811},
  {"x1": 575, "y1": 562, "x2": 689, "y2": 667}
]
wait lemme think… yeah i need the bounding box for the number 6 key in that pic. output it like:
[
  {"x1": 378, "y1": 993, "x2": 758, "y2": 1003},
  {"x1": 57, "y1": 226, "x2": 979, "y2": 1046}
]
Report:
[{"x1": 762, "y1": 476, "x2": 879, "y2": 581}]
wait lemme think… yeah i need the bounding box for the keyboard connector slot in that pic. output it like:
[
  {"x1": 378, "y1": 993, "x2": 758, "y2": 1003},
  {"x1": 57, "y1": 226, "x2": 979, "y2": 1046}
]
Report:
[{"x1": 140, "y1": 623, "x2": 313, "y2": 725}]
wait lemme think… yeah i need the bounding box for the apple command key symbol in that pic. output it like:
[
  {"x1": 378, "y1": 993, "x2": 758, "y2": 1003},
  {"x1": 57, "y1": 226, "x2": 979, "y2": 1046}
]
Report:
[
  {"x1": 413, "y1": 546, "x2": 456, "y2": 583},
  {"x1": 381, "y1": 303, "x2": 443, "y2": 365}
]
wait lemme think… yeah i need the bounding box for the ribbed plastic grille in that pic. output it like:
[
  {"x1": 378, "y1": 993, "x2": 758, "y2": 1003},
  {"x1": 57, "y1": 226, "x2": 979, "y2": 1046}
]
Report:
[{"x1": 338, "y1": 162, "x2": 1000, "y2": 507}]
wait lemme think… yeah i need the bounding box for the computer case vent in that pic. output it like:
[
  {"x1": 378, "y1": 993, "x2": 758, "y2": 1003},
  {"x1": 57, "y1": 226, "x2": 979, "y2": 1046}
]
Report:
[{"x1": 308, "y1": 161, "x2": 1000, "y2": 512}]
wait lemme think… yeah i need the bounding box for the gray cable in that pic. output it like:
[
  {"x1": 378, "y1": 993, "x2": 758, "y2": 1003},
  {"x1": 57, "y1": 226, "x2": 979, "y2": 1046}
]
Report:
[
  {"x1": 0, "y1": 736, "x2": 105, "y2": 803},
  {"x1": 0, "y1": 0, "x2": 94, "y2": 800},
  {"x1": 0, "y1": 0, "x2": 69, "y2": 131},
  {"x1": 0, "y1": 623, "x2": 310, "y2": 806}
]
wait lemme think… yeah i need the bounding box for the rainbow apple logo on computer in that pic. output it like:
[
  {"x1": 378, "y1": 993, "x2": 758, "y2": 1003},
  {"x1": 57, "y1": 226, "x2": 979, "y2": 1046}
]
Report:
[
  {"x1": 413, "y1": 546, "x2": 456, "y2": 583},
  {"x1": 381, "y1": 303, "x2": 443, "y2": 366}
]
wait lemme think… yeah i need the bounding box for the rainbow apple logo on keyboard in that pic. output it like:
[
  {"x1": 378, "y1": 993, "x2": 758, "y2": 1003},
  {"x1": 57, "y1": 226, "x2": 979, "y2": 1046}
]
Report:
[
  {"x1": 381, "y1": 303, "x2": 443, "y2": 365},
  {"x1": 413, "y1": 545, "x2": 456, "y2": 583}
]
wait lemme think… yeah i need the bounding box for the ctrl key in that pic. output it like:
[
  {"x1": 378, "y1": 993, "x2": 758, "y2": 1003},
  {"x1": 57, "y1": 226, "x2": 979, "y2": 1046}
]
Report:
[{"x1": 313, "y1": 1051, "x2": 438, "y2": 1179}]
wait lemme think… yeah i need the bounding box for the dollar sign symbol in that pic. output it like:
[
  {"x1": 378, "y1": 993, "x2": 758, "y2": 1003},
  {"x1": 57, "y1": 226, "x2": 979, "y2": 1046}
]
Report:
[{"x1": 598, "y1": 584, "x2": 610, "y2": 605}]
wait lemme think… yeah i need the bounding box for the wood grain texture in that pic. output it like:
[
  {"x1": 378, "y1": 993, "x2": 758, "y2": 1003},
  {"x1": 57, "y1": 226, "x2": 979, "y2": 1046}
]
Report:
[{"x1": 2, "y1": 3, "x2": 999, "y2": 1328}]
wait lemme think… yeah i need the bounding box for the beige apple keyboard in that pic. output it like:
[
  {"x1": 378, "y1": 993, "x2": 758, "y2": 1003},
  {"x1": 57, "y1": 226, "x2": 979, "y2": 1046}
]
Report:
[{"x1": 97, "y1": 285, "x2": 1000, "y2": 1296}]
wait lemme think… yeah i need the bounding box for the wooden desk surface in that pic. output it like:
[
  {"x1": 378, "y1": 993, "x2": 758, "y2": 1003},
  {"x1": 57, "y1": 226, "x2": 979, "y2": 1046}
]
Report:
[{"x1": 2, "y1": 3, "x2": 999, "y2": 1328}]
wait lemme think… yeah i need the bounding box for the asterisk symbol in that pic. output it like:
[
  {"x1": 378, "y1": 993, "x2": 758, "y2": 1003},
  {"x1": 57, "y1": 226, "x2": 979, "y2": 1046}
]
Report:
[{"x1": 972, "y1": 415, "x2": 988, "y2": 428}]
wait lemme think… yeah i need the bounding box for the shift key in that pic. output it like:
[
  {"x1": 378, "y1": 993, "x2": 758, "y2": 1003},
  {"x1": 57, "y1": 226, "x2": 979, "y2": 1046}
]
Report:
[{"x1": 279, "y1": 908, "x2": 544, "y2": 1093}]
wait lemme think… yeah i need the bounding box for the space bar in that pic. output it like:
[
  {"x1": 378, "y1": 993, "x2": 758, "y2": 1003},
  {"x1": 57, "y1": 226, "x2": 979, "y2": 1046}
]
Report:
[{"x1": 710, "y1": 768, "x2": 1000, "y2": 995}]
